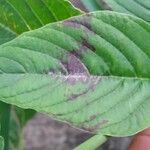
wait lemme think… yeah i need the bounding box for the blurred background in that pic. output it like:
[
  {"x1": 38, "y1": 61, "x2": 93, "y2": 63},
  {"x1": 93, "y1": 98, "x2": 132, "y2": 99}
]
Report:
[
  {"x1": 24, "y1": 1, "x2": 133, "y2": 150},
  {"x1": 24, "y1": 114, "x2": 132, "y2": 150}
]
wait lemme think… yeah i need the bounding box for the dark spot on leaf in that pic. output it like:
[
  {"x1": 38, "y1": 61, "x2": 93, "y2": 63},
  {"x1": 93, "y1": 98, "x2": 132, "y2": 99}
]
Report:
[
  {"x1": 48, "y1": 68, "x2": 56, "y2": 74},
  {"x1": 81, "y1": 120, "x2": 109, "y2": 132},
  {"x1": 82, "y1": 39, "x2": 96, "y2": 52},
  {"x1": 96, "y1": 0, "x2": 112, "y2": 10},
  {"x1": 63, "y1": 20, "x2": 81, "y2": 28},
  {"x1": 54, "y1": 113, "x2": 63, "y2": 116},
  {"x1": 64, "y1": 18, "x2": 95, "y2": 36},
  {"x1": 70, "y1": 0, "x2": 88, "y2": 12},
  {"x1": 90, "y1": 115, "x2": 97, "y2": 120},
  {"x1": 66, "y1": 76, "x2": 101, "y2": 101},
  {"x1": 88, "y1": 76, "x2": 102, "y2": 91},
  {"x1": 92, "y1": 120, "x2": 109, "y2": 131},
  {"x1": 82, "y1": 17, "x2": 93, "y2": 31},
  {"x1": 61, "y1": 53, "x2": 89, "y2": 75},
  {"x1": 71, "y1": 50, "x2": 81, "y2": 58},
  {"x1": 72, "y1": 43, "x2": 88, "y2": 57},
  {"x1": 68, "y1": 90, "x2": 89, "y2": 101},
  {"x1": 67, "y1": 17, "x2": 93, "y2": 33}
]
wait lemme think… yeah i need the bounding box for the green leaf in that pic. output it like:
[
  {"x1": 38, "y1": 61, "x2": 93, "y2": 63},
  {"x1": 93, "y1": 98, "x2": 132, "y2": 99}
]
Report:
[
  {"x1": 0, "y1": 11, "x2": 150, "y2": 136},
  {"x1": 81, "y1": 0, "x2": 150, "y2": 22},
  {"x1": 0, "y1": 0, "x2": 81, "y2": 44},
  {"x1": 80, "y1": 0, "x2": 103, "y2": 11},
  {"x1": 0, "y1": 102, "x2": 34, "y2": 150},
  {"x1": 0, "y1": 24, "x2": 16, "y2": 45},
  {"x1": 0, "y1": 1, "x2": 81, "y2": 149},
  {"x1": 0, "y1": 136, "x2": 4, "y2": 150},
  {"x1": 8, "y1": 107, "x2": 35, "y2": 150},
  {"x1": 0, "y1": 103, "x2": 10, "y2": 150}
]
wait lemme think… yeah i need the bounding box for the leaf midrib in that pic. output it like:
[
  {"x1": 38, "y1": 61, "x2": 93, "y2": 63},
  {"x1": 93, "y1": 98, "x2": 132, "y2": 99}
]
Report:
[{"x1": 1, "y1": 73, "x2": 150, "y2": 81}]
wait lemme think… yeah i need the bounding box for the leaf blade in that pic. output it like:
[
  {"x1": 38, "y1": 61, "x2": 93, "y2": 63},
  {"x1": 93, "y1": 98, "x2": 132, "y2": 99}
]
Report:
[
  {"x1": 0, "y1": 11, "x2": 150, "y2": 136},
  {"x1": 80, "y1": 0, "x2": 150, "y2": 22}
]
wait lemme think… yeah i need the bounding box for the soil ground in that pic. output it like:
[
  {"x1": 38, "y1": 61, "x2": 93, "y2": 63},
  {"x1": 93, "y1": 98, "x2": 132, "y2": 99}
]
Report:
[{"x1": 24, "y1": 113, "x2": 132, "y2": 150}]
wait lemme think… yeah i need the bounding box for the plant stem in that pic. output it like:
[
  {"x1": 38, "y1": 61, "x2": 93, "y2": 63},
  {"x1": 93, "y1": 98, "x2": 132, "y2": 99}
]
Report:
[
  {"x1": 18, "y1": 129, "x2": 24, "y2": 150},
  {"x1": 74, "y1": 134, "x2": 107, "y2": 150}
]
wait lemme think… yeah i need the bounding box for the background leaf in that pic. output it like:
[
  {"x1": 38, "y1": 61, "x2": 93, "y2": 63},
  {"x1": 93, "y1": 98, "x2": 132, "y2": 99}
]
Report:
[
  {"x1": 0, "y1": 11, "x2": 149, "y2": 137},
  {"x1": 0, "y1": 136, "x2": 4, "y2": 150},
  {"x1": 79, "y1": 0, "x2": 103, "y2": 11},
  {"x1": 81, "y1": 0, "x2": 150, "y2": 22},
  {"x1": 0, "y1": 103, "x2": 10, "y2": 150},
  {"x1": 0, "y1": 0, "x2": 81, "y2": 44},
  {"x1": 0, "y1": 24, "x2": 16, "y2": 45}
]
